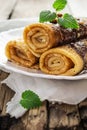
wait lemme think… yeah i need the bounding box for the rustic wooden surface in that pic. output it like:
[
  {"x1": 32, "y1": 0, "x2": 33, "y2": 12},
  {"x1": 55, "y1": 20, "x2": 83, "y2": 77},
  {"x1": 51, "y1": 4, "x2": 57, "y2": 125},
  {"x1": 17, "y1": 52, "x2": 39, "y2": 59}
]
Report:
[
  {"x1": 0, "y1": 0, "x2": 71, "y2": 20},
  {"x1": 0, "y1": 74, "x2": 87, "y2": 130},
  {"x1": 0, "y1": 0, "x2": 87, "y2": 130}
]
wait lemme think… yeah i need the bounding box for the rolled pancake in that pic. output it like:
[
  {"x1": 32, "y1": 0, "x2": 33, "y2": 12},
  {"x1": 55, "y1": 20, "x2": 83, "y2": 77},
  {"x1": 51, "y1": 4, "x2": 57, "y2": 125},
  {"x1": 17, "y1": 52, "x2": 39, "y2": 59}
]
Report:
[
  {"x1": 40, "y1": 44, "x2": 84, "y2": 76},
  {"x1": 5, "y1": 40, "x2": 38, "y2": 68},
  {"x1": 23, "y1": 23, "x2": 61, "y2": 57}
]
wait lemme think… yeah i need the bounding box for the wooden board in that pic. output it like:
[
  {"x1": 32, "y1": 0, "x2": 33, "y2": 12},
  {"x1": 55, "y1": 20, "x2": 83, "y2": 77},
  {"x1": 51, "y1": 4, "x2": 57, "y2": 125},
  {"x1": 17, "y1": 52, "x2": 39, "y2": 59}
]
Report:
[
  {"x1": 0, "y1": 0, "x2": 17, "y2": 19},
  {"x1": 0, "y1": 0, "x2": 71, "y2": 20},
  {"x1": 0, "y1": 71, "x2": 87, "y2": 130},
  {"x1": 11, "y1": 0, "x2": 71, "y2": 19}
]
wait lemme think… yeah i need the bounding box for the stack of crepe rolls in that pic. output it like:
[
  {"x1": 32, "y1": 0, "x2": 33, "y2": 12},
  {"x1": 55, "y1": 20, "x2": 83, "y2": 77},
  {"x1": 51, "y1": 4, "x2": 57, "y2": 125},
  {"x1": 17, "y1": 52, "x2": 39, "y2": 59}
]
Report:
[
  {"x1": 23, "y1": 23, "x2": 87, "y2": 57},
  {"x1": 5, "y1": 22, "x2": 87, "y2": 76}
]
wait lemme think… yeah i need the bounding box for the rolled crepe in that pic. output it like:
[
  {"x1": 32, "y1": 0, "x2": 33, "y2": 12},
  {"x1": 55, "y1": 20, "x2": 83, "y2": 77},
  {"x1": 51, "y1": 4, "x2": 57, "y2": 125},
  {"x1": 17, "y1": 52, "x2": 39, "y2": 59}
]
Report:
[
  {"x1": 40, "y1": 44, "x2": 84, "y2": 76},
  {"x1": 23, "y1": 23, "x2": 61, "y2": 57},
  {"x1": 5, "y1": 40, "x2": 38, "y2": 68},
  {"x1": 23, "y1": 23, "x2": 87, "y2": 57}
]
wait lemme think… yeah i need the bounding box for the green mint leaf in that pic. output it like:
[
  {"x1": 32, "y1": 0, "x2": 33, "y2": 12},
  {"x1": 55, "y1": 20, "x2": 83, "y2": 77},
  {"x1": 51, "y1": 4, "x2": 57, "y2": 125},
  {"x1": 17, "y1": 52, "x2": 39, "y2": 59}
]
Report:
[
  {"x1": 53, "y1": 0, "x2": 67, "y2": 11},
  {"x1": 58, "y1": 13, "x2": 79, "y2": 29},
  {"x1": 39, "y1": 10, "x2": 56, "y2": 23},
  {"x1": 20, "y1": 90, "x2": 42, "y2": 109}
]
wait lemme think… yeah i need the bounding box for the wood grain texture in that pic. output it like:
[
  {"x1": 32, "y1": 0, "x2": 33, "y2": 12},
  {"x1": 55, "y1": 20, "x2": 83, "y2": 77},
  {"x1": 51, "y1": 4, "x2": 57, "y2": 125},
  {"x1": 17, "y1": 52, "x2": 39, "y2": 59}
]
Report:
[
  {"x1": 21, "y1": 101, "x2": 48, "y2": 130},
  {"x1": 0, "y1": 71, "x2": 87, "y2": 130},
  {"x1": 79, "y1": 99, "x2": 87, "y2": 130},
  {"x1": 49, "y1": 102, "x2": 83, "y2": 130},
  {"x1": 11, "y1": 0, "x2": 71, "y2": 19},
  {"x1": 0, "y1": 0, "x2": 17, "y2": 20}
]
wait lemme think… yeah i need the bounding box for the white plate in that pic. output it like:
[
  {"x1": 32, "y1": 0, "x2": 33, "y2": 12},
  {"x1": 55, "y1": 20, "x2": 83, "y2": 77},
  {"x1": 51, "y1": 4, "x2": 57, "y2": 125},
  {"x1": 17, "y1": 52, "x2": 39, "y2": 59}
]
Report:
[{"x1": 0, "y1": 26, "x2": 87, "y2": 80}]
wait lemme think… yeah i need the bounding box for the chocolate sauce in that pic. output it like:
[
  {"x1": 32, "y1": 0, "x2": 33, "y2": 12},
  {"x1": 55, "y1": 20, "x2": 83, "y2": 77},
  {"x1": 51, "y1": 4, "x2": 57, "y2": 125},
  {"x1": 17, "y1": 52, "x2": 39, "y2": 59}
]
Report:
[
  {"x1": 52, "y1": 22, "x2": 87, "y2": 46},
  {"x1": 70, "y1": 39, "x2": 87, "y2": 74}
]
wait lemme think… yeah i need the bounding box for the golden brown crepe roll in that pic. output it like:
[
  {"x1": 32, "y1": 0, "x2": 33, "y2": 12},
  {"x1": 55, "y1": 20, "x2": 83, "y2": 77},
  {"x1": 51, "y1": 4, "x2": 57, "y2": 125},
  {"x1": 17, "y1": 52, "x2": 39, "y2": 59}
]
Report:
[
  {"x1": 23, "y1": 23, "x2": 87, "y2": 57},
  {"x1": 23, "y1": 23, "x2": 61, "y2": 57},
  {"x1": 40, "y1": 45, "x2": 84, "y2": 76},
  {"x1": 5, "y1": 40, "x2": 38, "y2": 68}
]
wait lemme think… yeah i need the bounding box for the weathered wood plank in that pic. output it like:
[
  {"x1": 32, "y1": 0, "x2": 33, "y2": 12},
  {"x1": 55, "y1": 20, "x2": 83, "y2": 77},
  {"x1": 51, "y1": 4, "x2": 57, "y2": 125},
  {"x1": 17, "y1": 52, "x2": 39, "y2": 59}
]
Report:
[
  {"x1": 0, "y1": 74, "x2": 86, "y2": 130},
  {"x1": 0, "y1": 0, "x2": 17, "y2": 20},
  {"x1": 0, "y1": 83, "x2": 14, "y2": 116},
  {"x1": 0, "y1": 70, "x2": 9, "y2": 113},
  {"x1": 11, "y1": 0, "x2": 71, "y2": 19},
  {"x1": 49, "y1": 102, "x2": 83, "y2": 130},
  {"x1": 21, "y1": 101, "x2": 48, "y2": 130},
  {"x1": 79, "y1": 99, "x2": 87, "y2": 130},
  {"x1": 1, "y1": 84, "x2": 15, "y2": 116},
  {"x1": 9, "y1": 119, "x2": 25, "y2": 130},
  {"x1": 0, "y1": 115, "x2": 18, "y2": 130},
  {"x1": 7, "y1": 102, "x2": 48, "y2": 130},
  {"x1": 0, "y1": 70, "x2": 9, "y2": 81},
  {"x1": 0, "y1": 84, "x2": 6, "y2": 113}
]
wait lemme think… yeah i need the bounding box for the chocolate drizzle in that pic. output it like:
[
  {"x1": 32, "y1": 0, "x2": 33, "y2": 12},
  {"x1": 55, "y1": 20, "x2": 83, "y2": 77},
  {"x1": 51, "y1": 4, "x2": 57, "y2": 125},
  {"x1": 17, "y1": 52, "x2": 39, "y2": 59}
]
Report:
[
  {"x1": 59, "y1": 23, "x2": 87, "y2": 45},
  {"x1": 52, "y1": 23, "x2": 87, "y2": 46},
  {"x1": 70, "y1": 39, "x2": 87, "y2": 74}
]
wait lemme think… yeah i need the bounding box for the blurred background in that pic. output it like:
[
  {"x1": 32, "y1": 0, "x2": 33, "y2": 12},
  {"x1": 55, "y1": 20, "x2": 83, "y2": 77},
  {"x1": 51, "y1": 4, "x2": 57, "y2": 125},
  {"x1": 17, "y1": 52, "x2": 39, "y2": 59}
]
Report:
[
  {"x1": 0, "y1": 0, "x2": 70, "y2": 20},
  {"x1": 0, "y1": 0, "x2": 87, "y2": 20}
]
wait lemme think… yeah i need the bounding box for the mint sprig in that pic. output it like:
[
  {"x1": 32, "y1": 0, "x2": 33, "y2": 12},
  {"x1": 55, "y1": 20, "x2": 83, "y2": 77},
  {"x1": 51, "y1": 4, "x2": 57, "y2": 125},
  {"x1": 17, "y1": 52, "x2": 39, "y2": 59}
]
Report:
[
  {"x1": 39, "y1": 10, "x2": 56, "y2": 23},
  {"x1": 39, "y1": 0, "x2": 79, "y2": 29},
  {"x1": 58, "y1": 13, "x2": 79, "y2": 29},
  {"x1": 20, "y1": 90, "x2": 42, "y2": 109},
  {"x1": 53, "y1": 0, "x2": 67, "y2": 11}
]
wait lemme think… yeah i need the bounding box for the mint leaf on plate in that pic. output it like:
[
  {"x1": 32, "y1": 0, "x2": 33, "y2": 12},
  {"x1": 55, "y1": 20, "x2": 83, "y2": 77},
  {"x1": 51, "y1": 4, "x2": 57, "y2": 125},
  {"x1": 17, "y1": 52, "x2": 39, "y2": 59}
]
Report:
[
  {"x1": 58, "y1": 13, "x2": 79, "y2": 29},
  {"x1": 53, "y1": 0, "x2": 67, "y2": 11},
  {"x1": 39, "y1": 10, "x2": 56, "y2": 23},
  {"x1": 20, "y1": 90, "x2": 42, "y2": 109}
]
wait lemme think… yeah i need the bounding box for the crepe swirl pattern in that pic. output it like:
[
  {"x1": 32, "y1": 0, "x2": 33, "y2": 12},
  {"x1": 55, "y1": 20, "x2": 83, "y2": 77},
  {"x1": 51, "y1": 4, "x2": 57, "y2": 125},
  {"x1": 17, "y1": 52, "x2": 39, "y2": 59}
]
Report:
[
  {"x1": 40, "y1": 45, "x2": 84, "y2": 76},
  {"x1": 23, "y1": 23, "x2": 61, "y2": 57},
  {"x1": 23, "y1": 23, "x2": 87, "y2": 57},
  {"x1": 5, "y1": 40, "x2": 38, "y2": 68}
]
